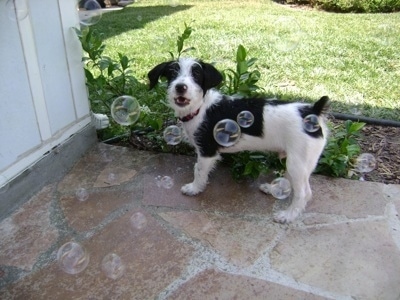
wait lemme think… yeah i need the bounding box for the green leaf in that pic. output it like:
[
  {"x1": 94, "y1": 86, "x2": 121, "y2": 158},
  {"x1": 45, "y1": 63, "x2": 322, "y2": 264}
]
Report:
[
  {"x1": 346, "y1": 144, "x2": 360, "y2": 156},
  {"x1": 119, "y1": 54, "x2": 129, "y2": 70},
  {"x1": 98, "y1": 58, "x2": 110, "y2": 71},
  {"x1": 349, "y1": 122, "x2": 366, "y2": 133},
  {"x1": 84, "y1": 68, "x2": 94, "y2": 82},
  {"x1": 247, "y1": 57, "x2": 257, "y2": 67},
  {"x1": 177, "y1": 38, "x2": 184, "y2": 54},
  {"x1": 108, "y1": 63, "x2": 117, "y2": 77},
  {"x1": 237, "y1": 61, "x2": 248, "y2": 74},
  {"x1": 244, "y1": 161, "x2": 256, "y2": 176},
  {"x1": 181, "y1": 47, "x2": 196, "y2": 54},
  {"x1": 236, "y1": 45, "x2": 247, "y2": 62},
  {"x1": 182, "y1": 26, "x2": 192, "y2": 39}
]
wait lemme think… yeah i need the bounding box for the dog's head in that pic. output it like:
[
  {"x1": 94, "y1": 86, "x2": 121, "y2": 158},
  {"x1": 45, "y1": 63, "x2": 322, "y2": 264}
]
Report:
[{"x1": 148, "y1": 58, "x2": 223, "y2": 114}]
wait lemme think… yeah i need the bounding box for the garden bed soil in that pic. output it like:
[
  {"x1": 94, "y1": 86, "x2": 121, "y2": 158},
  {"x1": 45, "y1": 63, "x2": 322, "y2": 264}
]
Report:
[{"x1": 357, "y1": 124, "x2": 400, "y2": 184}]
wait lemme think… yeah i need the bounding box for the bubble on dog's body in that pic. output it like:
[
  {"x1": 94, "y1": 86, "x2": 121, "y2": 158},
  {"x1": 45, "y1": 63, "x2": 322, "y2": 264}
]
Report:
[
  {"x1": 163, "y1": 125, "x2": 183, "y2": 145},
  {"x1": 111, "y1": 96, "x2": 140, "y2": 126},
  {"x1": 237, "y1": 111, "x2": 254, "y2": 128},
  {"x1": 101, "y1": 253, "x2": 125, "y2": 280},
  {"x1": 270, "y1": 177, "x2": 292, "y2": 200},
  {"x1": 57, "y1": 242, "x2": 89, "y2": 274},
  {"x1": 213, "y1": 119, "x2": 241, "y2": 147},
  {"x1": 302, "y1": 114, "x2": 320, "y2": 133},
  {"x1": 78, "y1": 0, "x2": 102, "y2": 26}
]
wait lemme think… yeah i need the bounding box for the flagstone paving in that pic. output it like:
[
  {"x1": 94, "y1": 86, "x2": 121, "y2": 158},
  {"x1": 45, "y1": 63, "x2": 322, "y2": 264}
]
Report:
[{"x1": 1, "y1": 143, "x2": 400, "y2": 299}]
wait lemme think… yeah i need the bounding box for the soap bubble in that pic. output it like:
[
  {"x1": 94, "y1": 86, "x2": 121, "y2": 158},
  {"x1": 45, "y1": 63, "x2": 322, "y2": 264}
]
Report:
[
  {"x1": 137, "y1": 15, "x2": 142, "y2": 22},
  {"x1": 373, "y1": 24, "x2": 394, "y2": 47},
  {"x1": 78, "y1": 0, "x2": 103, "y2": 26},
  {"x1": 0, "y1": 175, "x2": 9, "y2": 194},
  {"x1": 302, "y1": 114, "x2": 320, "y2": 133},
  {"x1": 101, "y1": 253, "x2": 125, "y2": 280},
  {"x1": 167, "y1": 0, "x2": 180, "y2": 7},
  {"x1": 6, "y1": 0, "x2": 29, "y2": 21},
  {"x1": 163, "y1": 125, "x2": 183, "y2": 145},
  {"x1": 355, "y1": 153, "x2": 376, "y2": 173},
  {"x1": 111, "y1": 96, "x2": 140, "y2": 126},
  {"x1": 130, "y1": 212, "x2": 147, "y2": 229},
  {"x1": 155, "y1": 176, "x2": 162, "y2": 188},
  {"x1": 149, "y1": 37, "x2": 169, "y2": 57},
  {"x1": 269, "y1": 16, "x2": 302, "y2": 52},
  {"x1": 349, "y1": 105, "x2": 362, "y2": 116},
  {"x1": 155, "y1": 175, "x2": 174, "y2": 189},
  {"x1": 213, "y1": 119, "x2": 241, "y2": 147},
  {"x1": 237, "y1": 111, "x2": 254, "y2": 128},
  {"x1": 270, "y1": 177, "x2": 292, "y2": 200},
  {"x1": 161, "y1": 176, "x2": 174, "y2": 189},
  {"x1": 346, "y1": 93, "x2": 363, "y2": 116},
  {"x1": 57, "y1": 242, "x2": 89, "y2": 274},
  {"x1": 75, "y1": 187, "x2": 89, "y2": 202},
  {"x1": 107, "y1": 173, "x2": 117, "y2": 184}
]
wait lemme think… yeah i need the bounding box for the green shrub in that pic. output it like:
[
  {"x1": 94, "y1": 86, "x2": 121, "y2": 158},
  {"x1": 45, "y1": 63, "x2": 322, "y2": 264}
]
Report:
[
  {"x1": 281, "y1": 0, "x2": 400, "y2": 13},
  {"x1": 315, "y1": 120, "x2": 365, "y2": 177},
  {"x1": 74, "y1": 27, "x2": 171, "y2": 141},
  {"x1": 221, "y1": 44, "x2": 263, "y2": 97},
  {"x1": 169, "y1": 22, "x2": 196, "y2": 59},
  {"x1": 75, "y1": 24, "x2": 367, "y2": 182}
]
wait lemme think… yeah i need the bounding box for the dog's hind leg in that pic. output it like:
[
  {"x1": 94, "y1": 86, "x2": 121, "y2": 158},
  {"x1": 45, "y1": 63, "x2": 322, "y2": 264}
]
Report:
[
  {"x1": 273, "y1": 154, "x2": 314, "y2": 223},
  {"x1": 181, "y1": 155, "x2": 220, "y2": 196}
]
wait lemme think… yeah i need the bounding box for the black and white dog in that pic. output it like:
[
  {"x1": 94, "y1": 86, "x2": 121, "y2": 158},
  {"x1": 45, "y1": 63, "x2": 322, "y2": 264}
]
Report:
[{"x1": 148, "y1": 58, "x2": 329, "y2": 223}]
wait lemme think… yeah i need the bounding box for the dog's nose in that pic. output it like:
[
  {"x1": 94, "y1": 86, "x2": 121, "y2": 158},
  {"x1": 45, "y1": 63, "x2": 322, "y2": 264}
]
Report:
[{"x1": 175, "y1": 84, "x2": 187, "y2": 94}]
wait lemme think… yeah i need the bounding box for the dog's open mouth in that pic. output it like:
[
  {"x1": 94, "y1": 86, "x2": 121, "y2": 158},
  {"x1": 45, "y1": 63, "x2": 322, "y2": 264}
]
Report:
[{"x1": 174, "y1": 96, "x2": 190, "y2": 107}]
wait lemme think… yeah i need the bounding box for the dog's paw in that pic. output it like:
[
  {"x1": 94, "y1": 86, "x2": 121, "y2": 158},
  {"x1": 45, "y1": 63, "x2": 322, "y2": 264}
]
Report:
[
  {"x1": 181, "y1": 183, "x2": 202, "y2": 196},
  {"x1": 273, "y1": 207, "x2": 301, "y2": 224}
]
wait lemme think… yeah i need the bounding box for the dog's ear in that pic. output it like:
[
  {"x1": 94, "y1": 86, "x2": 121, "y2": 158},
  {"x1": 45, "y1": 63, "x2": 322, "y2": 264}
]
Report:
[
  {"x1": 200, "y1": 62, "x2": 223, "y2": 91},
  {"x1": 148, "y1": 62, "x2": 170, "y2": 89}
]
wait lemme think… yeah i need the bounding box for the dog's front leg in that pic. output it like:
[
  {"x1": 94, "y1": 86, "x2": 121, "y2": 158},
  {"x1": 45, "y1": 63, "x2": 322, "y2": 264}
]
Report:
[{"x1": 181, "y1": 155, "x2": 220, "y2": 196}]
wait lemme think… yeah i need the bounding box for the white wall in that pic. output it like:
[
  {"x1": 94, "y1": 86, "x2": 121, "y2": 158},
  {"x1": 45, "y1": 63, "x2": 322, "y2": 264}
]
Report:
[{"x1": 0, "y1": 0, "x2": 91, "y2": 187}]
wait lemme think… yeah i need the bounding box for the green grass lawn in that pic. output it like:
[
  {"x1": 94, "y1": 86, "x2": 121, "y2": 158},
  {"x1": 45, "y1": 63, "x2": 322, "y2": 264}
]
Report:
[{"x1": 92, "y1": 0, "x2": 400, "y2": 121}]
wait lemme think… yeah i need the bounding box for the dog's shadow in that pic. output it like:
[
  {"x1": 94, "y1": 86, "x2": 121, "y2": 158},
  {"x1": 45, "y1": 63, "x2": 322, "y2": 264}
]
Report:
[{"x1": 142, "y1": 153, "x2": 283, "y2": 217}]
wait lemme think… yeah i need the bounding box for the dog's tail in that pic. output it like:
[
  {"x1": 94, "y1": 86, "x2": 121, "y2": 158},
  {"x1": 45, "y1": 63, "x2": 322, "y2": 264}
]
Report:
[{"x1": 313, "y1": 96, "x2": 330, "y2": 116}]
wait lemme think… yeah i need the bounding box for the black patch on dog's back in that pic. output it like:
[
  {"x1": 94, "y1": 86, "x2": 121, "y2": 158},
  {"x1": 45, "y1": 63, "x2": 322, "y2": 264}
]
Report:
[
  {"x1": 297, "y1": 96, "x2": 330, "y2": 138},
  {"x1": 195, "y1": 96, "x2": 267, "y2": 157}
]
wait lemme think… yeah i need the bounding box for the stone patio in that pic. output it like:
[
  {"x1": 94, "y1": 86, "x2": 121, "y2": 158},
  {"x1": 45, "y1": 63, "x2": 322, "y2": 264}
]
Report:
[{"x1": 1, "y1": 143, "x2": 400, "y2": 299}]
